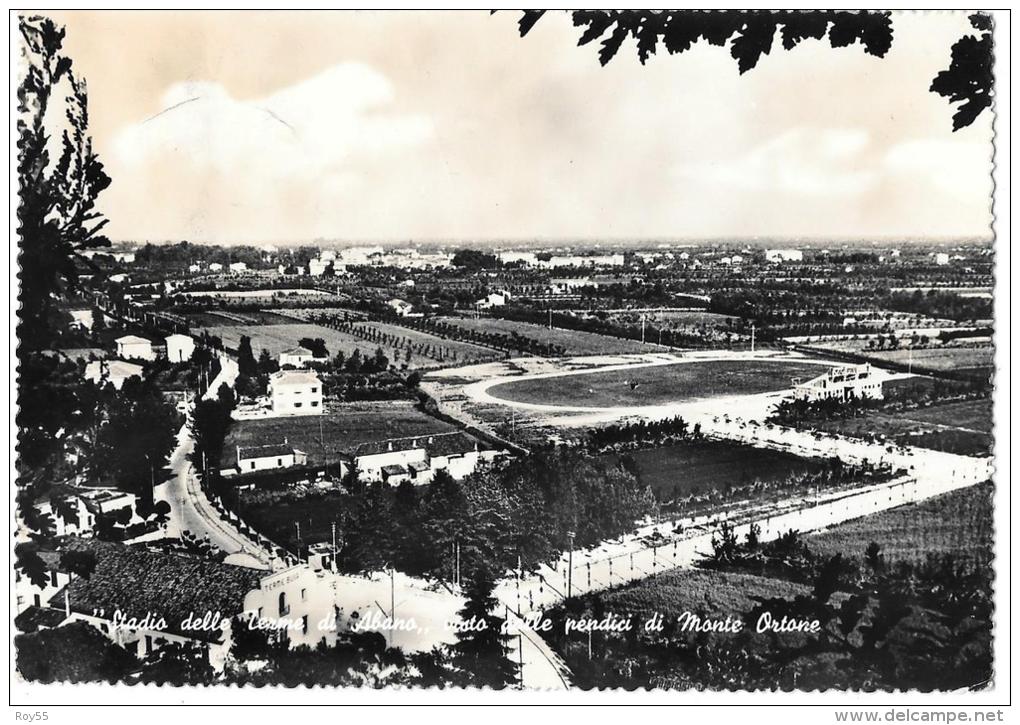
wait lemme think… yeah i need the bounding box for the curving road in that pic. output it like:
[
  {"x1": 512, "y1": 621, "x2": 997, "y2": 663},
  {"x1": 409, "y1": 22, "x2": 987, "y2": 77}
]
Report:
[{"x1": 156, "y1": 356, "x2": 272, "y2": 570}]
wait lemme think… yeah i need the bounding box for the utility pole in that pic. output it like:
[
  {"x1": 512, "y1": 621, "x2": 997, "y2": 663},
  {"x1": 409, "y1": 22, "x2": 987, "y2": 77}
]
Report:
[
  {"x1": 390, "y1": 567, "x2": 396, "y2": 645},
  {"x1": 750, "y1": 322, "x2": 756, "y2": 353},
  {"x1": 548, "y1": 308, "x2": 552, "y2": 330},
  {"x1": 640, "y1": 314, "x2": 646, "y2": 344},
  {"x1": 566, "y1": 531, "x2": 575, "y2": 598},
  {"x1": 331, "y1": 521, "x2": 337, "y2": 571}
]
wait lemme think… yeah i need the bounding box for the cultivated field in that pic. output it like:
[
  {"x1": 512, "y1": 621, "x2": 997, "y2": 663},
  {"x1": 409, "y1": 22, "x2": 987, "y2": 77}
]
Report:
[
  {"x1": 865, "y1": 346, "x2": 993, "y2": 376},
  {"x1": 487, "y1": 359, "x2": 826, "y2": 408},
  {"x1": 221, "y1": 401, "x2": 460, "y2": 469},
  {"x1": 196, "y1": 322, "x2": 438, "y2": 367},
  {"x1": 808, "y1": 481, "x2": 993, "y2": 566},
  {"x1": 803, "y1": 339, "x2": 993, "y2": 378},
  {"x1": 185, "y1": 309, "x2": 297, "y2": 326},
  {"x1": 606, "y1": 440, "x2": 826, "y2": 503},
  {"x1": 354, "y1": 320, "x2": 498, "y2": 364},
  {"x1": 436, "y1": 316, "x2": 667, "y2": 355},
  {"x1": 237, "y1": 488, "x2": 346, "y2": 550},
  {"x1": 810, "y1": 398, "x2": 993, "y2": 456}
]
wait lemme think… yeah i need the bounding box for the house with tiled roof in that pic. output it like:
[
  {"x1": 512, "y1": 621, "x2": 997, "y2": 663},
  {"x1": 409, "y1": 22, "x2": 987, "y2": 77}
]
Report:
[
  {"x1": 50, "y1": 539, "x2": 263, "y2": 668},
  {"x1": 278, "y1": 346, "x2": 323, "y2": 368},
  {"x1": 235, "y1": 442, "x2": 307, "y2": 473},
  {"x1": 349, "y1": 432, "x2": 501, "y2": 485}
]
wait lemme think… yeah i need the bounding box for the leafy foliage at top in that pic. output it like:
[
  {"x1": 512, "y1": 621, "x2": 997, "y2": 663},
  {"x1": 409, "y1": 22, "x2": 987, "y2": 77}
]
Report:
[
  {"x1": 516, "y1": 10, "x2": 893, "y2": 73},
  {"x1": 516, "y1": 10, "x2": 993, "y2": 130},
  {"x1": 930, "y1": 14, "x2": 994, "y2": 131}
]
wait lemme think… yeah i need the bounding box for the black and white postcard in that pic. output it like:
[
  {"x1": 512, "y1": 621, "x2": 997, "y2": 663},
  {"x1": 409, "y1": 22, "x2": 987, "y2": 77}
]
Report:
[{"x1": 11, "y1": 8, "x2": 1010, "y2": 716}]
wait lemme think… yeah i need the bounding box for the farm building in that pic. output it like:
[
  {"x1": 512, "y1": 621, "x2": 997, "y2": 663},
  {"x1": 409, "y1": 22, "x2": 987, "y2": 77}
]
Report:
[
  {"x1": 234, "y1": 443, "x2": 307, "y2": 473},
  {"x1": 766, "y1": 249, "x2": 804, "y2": 263},
  {"x1": 84, "y1": 359, "x2": 144, "y2": 390},
  {"x1": 279, "y1": 346, "x2": 320, "y2": 368},
  {"x1": 115, "y1": 334, "x2": 155, "y2": 361},
  {"x1": 208, "y1": 262, "x2": 223, "y2": 272},
  {"x1": 349, "y1": 432, "x2": 499, "y2": 485},
  {"x1": 229, "y1": 262, "x2": 248, "y2": 273},
  {"x1": 165, "y1": 333, "x2": 195, "y2": 362},
  {"x1": 268, "y1": 370, "x2": 323, "y2": 416},
  {"x1": 792, "y1": 364, "x2": 883, "y2": 403}
]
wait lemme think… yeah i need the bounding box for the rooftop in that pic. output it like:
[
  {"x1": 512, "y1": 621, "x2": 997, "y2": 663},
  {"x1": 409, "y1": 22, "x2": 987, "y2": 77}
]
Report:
[
  {"x1": 270, "y1": 370, "x2": 321, "y2": 386},
  {"x1": 352, "y1": 431, "x2": 480, "y2": 459},
  {"x1": 50, "y1": 539, "x2": 262, "y2": 642},
  {"x1": 237, "y1": 443, "x2": 294, "y2": 461},
  {"x1": 115, "y1": 335, "x2": 151, "y2": 345}
]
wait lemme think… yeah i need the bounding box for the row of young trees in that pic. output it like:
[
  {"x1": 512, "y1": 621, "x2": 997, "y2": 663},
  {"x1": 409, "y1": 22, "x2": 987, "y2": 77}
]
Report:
[
  {"x1": 312, "y1": 312, "x2": 467, "y2": 365},
  {"x1": 544, "y1": 528, "x2": 992, "y2": 691},
  {"x1": 387, "y1": 315, "x2": 566, "y2": 357}
]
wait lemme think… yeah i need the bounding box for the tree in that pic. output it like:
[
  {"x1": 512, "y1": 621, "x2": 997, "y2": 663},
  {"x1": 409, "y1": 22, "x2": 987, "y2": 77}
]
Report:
[
  {"x1": 514, "y1": 10, "x2": 992, "y2": 130},
  {"x1": 153, "y1": 500, "x2": 172, "y2": 525},
  {"x1": 930, "y1": 14, "x2": 994, "y2": 131},
  {"x1": 96, "y1": 381, "x2": 178, "y2": 507},
  {"x1": 451, "y1": 565, "x2": 518, "y2": 689},
  {"x1": 237, "y1": 335, "x2": 258, "y2": 378},
  {"x1": 14, "y1": 543, "x2": 51, "y2": 589},
  {"x1": 139, "y1": 641, "x2": 215, "y2": 686},
  {"x1": 15, "y1": 622, "x2": 138, "y2": 684},
  {"x1": 18, "y1": 15, "x2": 111, "y2": 352}
]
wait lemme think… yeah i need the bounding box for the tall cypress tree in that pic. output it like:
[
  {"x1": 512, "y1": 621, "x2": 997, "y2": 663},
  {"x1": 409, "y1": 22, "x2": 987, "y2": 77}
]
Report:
[{"x1": 451, "y1": 565, "x2": 518, "y2": 689}]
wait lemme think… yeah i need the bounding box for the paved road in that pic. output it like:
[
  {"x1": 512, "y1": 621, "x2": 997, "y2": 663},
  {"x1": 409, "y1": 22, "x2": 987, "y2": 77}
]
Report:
[{"x1": 156, "y1": 356, "x2": 271, "y2": 570}]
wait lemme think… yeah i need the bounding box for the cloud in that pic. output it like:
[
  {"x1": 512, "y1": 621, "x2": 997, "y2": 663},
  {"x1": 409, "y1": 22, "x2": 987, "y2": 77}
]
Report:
[
  {"x1": 673, "y1": 128, "x2": 879, "y2": 198},
  {"x1": 106, "y1": 63, "x2": 433, "y2": 239},
  {"x1": 883, "y1": 137, "x2": 992, "y2": 198}
]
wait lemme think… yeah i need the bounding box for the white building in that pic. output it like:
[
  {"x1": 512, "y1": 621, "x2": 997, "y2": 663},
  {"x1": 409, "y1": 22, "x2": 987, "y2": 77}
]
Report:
[
  {"x1": 188, "y1": 263, "x2": 202, "y2": 273},
  {"x1": 350, "y1": 432, "x2": 498, "y2": 485},
  {"x1": 545, "y1": 254, "x2": 624, "y2": 269},
  {"x1": 498, "y1": 251, "x2": 539, "y2": 267},
  {"x1": 241, "y1": 561, "x2": 340, "y2": 650},
  {"x1": 279, "y1": 346, "x2": 319, "y2": 368},
  {"x1": 229, "y1": 262, "x2": 248, "y2": 273},
  {"x1": 85, "y1": 359, "x2": 144, "y2": 390},
  {"x1": 68, "y1": 309, "x2": 94, "y2": 331},
  {"x1": 165, "y1": 333, "x2": 195, "y2": 362},
  {"x1": 235, "y1": 443, "x2": 305, "y2": 473},
  {"x1": 477, "y1": 291, "x2": 510, "y2": 309},
  {"x1": 115, "y1": 334, "x2": 154, "y2": 360},
  {"x1": 388, "y1": 299, "x2": 414, "y2": 317},
  {"x1": 934, "y1": 252, "x2": 950, "y2": 266},
  {"x1": 308, "y1": 258, "x2": 330, "y2": 276},
  {"x1": 792, "y1": 364, "x2": 883, "y2": 403},
  {"x1": 268, "y1": 370, "x2": 323, "y2": 416},
  {"x1": 765, "y1": 249, "x2": 804, "y2": 263}
]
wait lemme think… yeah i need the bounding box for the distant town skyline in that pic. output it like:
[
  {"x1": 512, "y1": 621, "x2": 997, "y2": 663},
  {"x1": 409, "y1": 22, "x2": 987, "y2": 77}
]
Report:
[{"x1": 44, "y1": 10, "x2": 994, "y2": 244}]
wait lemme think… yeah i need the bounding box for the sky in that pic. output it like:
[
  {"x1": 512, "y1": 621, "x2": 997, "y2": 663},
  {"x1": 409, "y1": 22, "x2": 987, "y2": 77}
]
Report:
[{"x1": 37, "y1": 10, "x2": 995, "y2": 245}]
